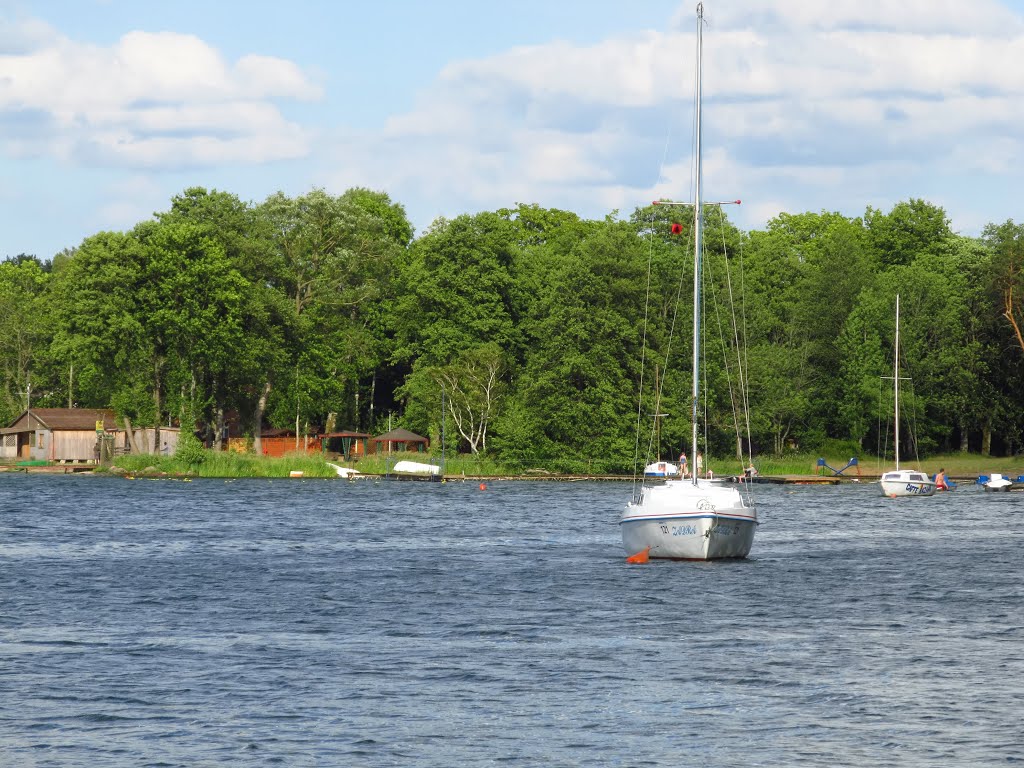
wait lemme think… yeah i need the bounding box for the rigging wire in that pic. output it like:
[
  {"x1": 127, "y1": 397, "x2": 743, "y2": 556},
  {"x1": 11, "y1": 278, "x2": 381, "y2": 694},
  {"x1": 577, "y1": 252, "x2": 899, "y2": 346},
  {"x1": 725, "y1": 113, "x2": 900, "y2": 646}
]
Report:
[
  {"x1": 645, "y1": 222, "x2": 695, "y2": 474},
  {"x1": 703, "y1": 207, "x2": 753, "y2": 490},
  {"x1": 900, "y1": 326, "x2": 925, "y2": 467},
  {"x1": 877, "y1": 376, "x2": 889, "y2": 473},
  {"x1": 630, "y1": 22, "x2": 691, "y2": 492},
  {"x1": 631, "y1": 211, "x2": 657, "y2": 492}
]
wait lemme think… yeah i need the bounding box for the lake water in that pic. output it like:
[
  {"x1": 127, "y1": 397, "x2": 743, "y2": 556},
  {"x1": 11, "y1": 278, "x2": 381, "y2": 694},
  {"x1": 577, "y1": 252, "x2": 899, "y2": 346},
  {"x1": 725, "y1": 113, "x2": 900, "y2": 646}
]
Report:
[{"x1": 1, "y1": 474, "x2": 1021, "y2": 766}]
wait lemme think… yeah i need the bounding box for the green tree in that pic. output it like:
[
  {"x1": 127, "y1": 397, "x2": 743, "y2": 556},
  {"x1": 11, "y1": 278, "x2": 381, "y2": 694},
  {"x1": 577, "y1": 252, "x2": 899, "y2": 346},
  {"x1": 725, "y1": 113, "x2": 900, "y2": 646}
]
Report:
[
  {"x1": 261, "y1": 188, "x2": 410, "y2": 438},
  {"x1": 156, "y1": 187, "x2": 292, "y2": 448},
  {"x1": 983, "y1": 220, "x2": 1024, "y2": 354},
  {"x1": 837, "y1": 243, "x2": 985, "y2": 459},
  {"x1": 413, "y1": 343, "x2": 506, "y2": 455},
  {"x1": 392, "y1": 212, "x2": 522, "y2": 368},
  {"x1": 978, "y1": 220, "x2": 1024, "y2": 453},
  {"x1": 0, "y1": 257, "x2": 51, "y2": 423},
  {"x1": 51, "y1": 221, "x2": 253, "y2": 451},
  {"x1": 133, "y1": 219, "x2": 251, "y2": 447},
  {"x1": 865, "y1": 198, "x2": 952, "y2": 269},
  {"x1": 391, "y1": 211, "x2": 522, "y2": 439},
  {"x1": 742, "y1": 211, "x2": 876, "y2": 450},
  {"x1": 498, "y1": 221, "x2": 647, "y2": 472}
]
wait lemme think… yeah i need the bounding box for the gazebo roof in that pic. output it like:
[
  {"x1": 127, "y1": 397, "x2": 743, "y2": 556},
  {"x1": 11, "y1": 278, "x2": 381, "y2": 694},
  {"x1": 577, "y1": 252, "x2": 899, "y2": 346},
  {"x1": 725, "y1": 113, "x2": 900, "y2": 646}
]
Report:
[{"x1": 370, "y1": 428, "x2": 429, "y2": 444}]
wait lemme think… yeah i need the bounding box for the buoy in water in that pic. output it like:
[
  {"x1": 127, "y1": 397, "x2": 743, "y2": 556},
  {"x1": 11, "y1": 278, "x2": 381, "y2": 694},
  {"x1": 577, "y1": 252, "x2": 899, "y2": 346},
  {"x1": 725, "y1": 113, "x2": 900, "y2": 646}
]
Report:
[
  {"x1": 626, "y1": 546, "x2": 651, "y2": 564},
  {"x1": 479, "y1": 483, "x2": 487, "y2": 490}
]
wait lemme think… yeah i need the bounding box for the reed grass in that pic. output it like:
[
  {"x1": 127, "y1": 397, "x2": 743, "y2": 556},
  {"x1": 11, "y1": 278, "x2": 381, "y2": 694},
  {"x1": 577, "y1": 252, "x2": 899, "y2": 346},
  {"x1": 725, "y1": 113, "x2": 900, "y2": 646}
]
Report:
[{"x1": 110, "y1": 451, "x2": 338, "y2": 478}]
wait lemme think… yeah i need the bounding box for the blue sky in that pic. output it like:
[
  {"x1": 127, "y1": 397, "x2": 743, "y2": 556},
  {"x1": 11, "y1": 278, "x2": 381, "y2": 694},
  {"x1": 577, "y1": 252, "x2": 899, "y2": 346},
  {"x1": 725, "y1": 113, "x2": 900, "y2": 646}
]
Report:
[{"x1": 3, "y1": 0, "x2": 1024, "y2": 259}]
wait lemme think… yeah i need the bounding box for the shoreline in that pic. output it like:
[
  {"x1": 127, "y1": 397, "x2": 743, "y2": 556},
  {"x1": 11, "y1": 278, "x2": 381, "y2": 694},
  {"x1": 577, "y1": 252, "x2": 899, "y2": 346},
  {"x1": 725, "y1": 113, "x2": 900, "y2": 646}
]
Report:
[{"x1": 1, "y1": 464, "x2": 1010, "y2": 486}]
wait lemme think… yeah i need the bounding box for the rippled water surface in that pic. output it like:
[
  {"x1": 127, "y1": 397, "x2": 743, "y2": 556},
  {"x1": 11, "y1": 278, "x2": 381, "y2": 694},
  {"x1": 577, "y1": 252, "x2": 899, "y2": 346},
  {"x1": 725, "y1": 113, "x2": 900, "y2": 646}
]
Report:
[{"x1": 1, "y1": 474, "x2": 1022, "y2": 766}]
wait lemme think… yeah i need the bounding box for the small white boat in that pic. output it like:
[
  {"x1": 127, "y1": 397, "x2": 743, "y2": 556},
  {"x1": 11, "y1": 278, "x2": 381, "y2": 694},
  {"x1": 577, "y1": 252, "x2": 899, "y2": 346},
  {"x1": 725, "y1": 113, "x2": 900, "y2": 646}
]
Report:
[
  {"x1": 644, "y1": 460, "x2": 680, "y2": 477},
  {"x1": 983, "y1": 473, "x2": 1014, "y2": 492},
  {"x1": 879, "y1": 295, "x2": 935, "y2": 498},
  {"x1": 392, "y1": 460, "x2": 442, "y2": 477},
  {"x1": 621, "y1": 3, "x2": 757, "y2": 561}
]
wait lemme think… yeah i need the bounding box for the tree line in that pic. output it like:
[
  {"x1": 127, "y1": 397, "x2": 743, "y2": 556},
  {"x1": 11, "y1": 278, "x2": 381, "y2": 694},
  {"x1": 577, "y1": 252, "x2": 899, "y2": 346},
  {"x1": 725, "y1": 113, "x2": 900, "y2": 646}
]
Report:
[{"x1": 2, "y1": 188, "x2": 1023, "y2": 471}]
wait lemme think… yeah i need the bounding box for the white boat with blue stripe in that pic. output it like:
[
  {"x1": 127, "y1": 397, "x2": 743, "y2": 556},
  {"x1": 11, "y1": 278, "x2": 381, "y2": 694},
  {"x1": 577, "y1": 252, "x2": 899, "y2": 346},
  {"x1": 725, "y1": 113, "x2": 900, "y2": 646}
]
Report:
[
  {"x1": 622, "y1": 478, "x2": 757, "y2": 560},
  {"x1": 878, "y1": 295, "x2": 935, "y2": 498}
]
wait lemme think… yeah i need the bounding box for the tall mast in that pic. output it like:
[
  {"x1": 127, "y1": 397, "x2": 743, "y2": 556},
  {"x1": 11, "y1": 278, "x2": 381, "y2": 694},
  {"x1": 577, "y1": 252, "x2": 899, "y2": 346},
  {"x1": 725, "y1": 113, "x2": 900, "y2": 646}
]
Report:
[
  {"x1": 690, "y1": 2, "x2": 704, "y2": 485},
  {"x1": 894, "y1": 294, "x2": 900, "y2": 470}
]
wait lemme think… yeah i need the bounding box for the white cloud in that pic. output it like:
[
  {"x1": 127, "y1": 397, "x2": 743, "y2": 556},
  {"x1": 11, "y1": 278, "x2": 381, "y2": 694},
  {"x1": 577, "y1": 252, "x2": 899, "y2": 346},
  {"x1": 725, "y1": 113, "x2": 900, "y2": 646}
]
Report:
[
  {"x1": 96, "y1": 174, "x2": 164, "y2": 231},
  {"x1": 322, "y1": 0, "x2": 1024, "y2": 234},
  {"x1": 0, "y1": 21, "x2": 322, "y2": 169},
  {"x1": 234, "y1": 54, "x2": 322, "y2": 101},
  {"x1": 711, "y1": 0, "x2": 1024, "y2": 36},
  {"x1": 438, "y1": 33, "x2": 686, "y2": 109}
]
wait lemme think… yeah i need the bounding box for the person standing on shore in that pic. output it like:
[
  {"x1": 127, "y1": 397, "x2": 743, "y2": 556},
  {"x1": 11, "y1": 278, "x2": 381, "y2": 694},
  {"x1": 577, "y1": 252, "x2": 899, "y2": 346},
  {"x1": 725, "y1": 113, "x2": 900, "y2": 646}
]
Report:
[{"x1": 678, "y1": 452, "x2": 688, "y2": 478}]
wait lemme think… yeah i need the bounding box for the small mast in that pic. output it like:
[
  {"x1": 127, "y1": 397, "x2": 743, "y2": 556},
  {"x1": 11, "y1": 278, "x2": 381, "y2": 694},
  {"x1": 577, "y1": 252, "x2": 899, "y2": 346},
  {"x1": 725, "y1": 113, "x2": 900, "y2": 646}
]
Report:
[{"x1": 690, "y1": 2, "x2": 704, "y2": 485}]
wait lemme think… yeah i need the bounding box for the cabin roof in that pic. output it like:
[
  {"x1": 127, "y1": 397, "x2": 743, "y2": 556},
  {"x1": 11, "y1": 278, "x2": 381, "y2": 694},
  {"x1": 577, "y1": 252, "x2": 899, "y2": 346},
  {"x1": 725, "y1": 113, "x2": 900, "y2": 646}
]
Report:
[{"x1": 2, "y1": 408, "x2": 117, "y2": 433}]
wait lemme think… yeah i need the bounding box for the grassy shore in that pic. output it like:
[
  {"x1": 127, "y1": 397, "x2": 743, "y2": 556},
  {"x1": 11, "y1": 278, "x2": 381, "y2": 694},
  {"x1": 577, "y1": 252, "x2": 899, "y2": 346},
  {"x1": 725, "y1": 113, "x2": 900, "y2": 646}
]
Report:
[
  {"x1": 88, "y1": 448, "x2": 1024, "y2": 480},
  {"x1": 103, "y1": 450, "x2": 502, "y2": 479},
  {"x1": 106, "y1": 451, "x2": 339, "y2": 478},
  {"x1": 729, "y1": 452, "x2": 1024, "y2": 479}
]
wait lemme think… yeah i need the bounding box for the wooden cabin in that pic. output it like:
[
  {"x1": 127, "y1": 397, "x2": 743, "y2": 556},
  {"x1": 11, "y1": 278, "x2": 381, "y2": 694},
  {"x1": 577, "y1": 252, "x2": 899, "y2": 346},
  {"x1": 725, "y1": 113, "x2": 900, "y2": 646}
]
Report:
[
  {"x1": 0, "y1": 409, "x2": 181, "y2": 463},
  {"x1": 1, "y1": 408, "x2": 116, "y2": 463}
]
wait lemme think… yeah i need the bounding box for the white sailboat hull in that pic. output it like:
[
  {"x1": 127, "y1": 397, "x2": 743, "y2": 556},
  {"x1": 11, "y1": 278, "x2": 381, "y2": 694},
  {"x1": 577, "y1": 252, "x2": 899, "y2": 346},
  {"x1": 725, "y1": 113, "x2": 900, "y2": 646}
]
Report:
[
  {"x1": 621, "y1": 479, "x2": 757, "y2": 560},
  {"x1": 880, "y1": 470, "x2": 936, "y2": 497}
]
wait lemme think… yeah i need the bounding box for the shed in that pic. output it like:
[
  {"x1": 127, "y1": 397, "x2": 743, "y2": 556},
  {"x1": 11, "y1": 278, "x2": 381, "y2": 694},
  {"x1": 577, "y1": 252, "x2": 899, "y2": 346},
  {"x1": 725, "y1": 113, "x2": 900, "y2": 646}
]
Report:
[
  {"x1": 1, "y1": 408, "x2": 117, "y2": 463},
  {"x1": 319, "y1": 431, "x2": 370, "y2": 460},
  {"x1": 370, "y1": 428, "x2": 430, "y2": 454}
]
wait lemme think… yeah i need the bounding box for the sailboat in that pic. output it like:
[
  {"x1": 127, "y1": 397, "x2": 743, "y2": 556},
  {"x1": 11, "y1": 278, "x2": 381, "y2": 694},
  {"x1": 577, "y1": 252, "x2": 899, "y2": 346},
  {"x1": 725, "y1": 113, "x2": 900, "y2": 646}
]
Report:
[
  {"x1": 620, "y1": 2, "x2": 758, "y2": 560},
  {"x1": 879, "y1": 294, "x2": 936, "y2": 497}
]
